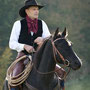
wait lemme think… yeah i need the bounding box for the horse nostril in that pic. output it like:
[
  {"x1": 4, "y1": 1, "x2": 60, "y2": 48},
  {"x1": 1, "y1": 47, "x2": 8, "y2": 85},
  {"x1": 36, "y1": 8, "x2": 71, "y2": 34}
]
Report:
[{"x1": 75, "y1": 61, "x2": 81, "y2": 68}]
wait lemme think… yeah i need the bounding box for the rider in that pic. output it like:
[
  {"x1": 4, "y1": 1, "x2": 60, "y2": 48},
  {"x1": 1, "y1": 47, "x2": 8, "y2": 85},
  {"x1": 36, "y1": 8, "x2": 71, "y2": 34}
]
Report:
[{"x1": 9, "y1": 0, "x2": 65, "y2": 89}]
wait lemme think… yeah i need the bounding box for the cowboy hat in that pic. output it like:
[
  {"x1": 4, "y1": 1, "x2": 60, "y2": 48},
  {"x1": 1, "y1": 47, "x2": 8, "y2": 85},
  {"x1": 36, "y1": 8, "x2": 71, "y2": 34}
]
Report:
[{"x1": 19, "y1": 0, "x2": 44, "y2": 18}]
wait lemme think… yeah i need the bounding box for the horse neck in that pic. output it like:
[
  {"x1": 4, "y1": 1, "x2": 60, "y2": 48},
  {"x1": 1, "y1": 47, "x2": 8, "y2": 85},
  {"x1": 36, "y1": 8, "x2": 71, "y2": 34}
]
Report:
[
  {"x1": 38, "y1": 40, "x2": 56, "y2": 73},
  {"x1": 35, "y1": 40, "x2": 57, "y2": 88},
  {"x1": 27, "y1": 40, "x2": 57, "y2": 89}
]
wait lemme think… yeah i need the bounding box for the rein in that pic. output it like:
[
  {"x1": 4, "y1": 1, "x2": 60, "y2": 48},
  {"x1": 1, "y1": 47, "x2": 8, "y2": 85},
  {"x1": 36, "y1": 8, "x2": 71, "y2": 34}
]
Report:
[
  {"x1": 52, "y1": 38, "x2": 70, "y2": 66},
  {"x1": 33, "y1": 37, "x2": 71, "y2": 79}
]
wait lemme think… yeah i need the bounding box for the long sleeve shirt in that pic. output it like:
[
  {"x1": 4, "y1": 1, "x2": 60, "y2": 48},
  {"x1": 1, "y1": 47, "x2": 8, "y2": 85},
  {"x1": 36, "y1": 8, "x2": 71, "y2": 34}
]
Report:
[{"x1": 9, "y1": 20, "x2": 51, "y2": 52}]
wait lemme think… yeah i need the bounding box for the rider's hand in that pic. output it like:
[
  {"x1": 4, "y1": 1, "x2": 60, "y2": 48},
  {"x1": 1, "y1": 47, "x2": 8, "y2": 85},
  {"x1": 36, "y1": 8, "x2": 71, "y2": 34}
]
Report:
[
  {"x1": 34, "y1": 37, "x2": 44, "y2": 45},
  {"x1": 24, "y1": 45, "x2": 35, "y2": 53}
]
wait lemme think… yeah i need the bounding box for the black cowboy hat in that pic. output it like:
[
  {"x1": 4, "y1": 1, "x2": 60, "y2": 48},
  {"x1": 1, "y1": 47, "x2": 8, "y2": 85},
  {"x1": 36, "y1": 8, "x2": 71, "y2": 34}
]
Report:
[{"x1": 19, "y1": 0, "x2": 44, "y2": 18}]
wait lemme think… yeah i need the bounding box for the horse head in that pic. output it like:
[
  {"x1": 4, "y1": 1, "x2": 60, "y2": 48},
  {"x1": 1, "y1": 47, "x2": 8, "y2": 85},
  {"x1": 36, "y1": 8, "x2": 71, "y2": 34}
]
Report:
[{"x1": 53, "y1": 27, "x2": 82, "y2": 70}]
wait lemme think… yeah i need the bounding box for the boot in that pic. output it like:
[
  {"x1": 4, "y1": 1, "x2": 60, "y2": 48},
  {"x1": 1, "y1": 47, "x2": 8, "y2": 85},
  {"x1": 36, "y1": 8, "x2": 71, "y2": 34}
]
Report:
[{"x1": 55, "y1": 64, "x2": 66, "y2": 90}]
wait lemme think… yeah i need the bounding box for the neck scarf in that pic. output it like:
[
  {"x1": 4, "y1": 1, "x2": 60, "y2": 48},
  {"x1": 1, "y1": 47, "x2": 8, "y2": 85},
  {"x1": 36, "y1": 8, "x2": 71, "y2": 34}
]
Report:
[{"x1": 26, "y1": 15, "x2": 38, "y2": 34}]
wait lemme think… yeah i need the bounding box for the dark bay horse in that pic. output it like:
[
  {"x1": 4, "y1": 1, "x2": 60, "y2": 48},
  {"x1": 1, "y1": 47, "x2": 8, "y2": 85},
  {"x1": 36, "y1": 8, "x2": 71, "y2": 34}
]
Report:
[{"x1": 3, "y1": 28, "x2": 82, "y2": 90}]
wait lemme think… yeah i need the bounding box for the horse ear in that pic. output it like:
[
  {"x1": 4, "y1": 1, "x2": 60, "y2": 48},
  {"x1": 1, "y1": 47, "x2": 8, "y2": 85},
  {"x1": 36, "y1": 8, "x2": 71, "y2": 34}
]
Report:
[
  {"x1": 54, "y1": 27, "x2": 59, "y2": 38},
  {"x1": 62, "y1": 27, "x2": 68, "y2": 37}
]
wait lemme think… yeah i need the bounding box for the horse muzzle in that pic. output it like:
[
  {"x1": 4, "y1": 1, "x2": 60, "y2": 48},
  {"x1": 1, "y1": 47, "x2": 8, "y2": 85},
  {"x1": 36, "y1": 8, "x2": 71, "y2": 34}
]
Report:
[{"x1": 70, "y1": 60, "x2": 82, "y2": 70}]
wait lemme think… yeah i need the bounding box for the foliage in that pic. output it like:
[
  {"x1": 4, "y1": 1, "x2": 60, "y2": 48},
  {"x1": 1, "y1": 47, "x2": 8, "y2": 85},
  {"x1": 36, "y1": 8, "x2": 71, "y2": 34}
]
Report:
[
  {"x1": 0, "y1": 0, "x2": 90, "y2": 89},
  {"x1": 0, "y1": 47, "x2": 12, "y2": 90}
]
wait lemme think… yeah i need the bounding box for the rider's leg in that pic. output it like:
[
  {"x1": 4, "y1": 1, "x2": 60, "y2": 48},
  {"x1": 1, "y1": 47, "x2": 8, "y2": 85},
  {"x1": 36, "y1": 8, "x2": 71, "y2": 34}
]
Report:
[
  {"x1": 55, "y1": 64, "x2": 66, "y2": 90},
  {"x1": 55, "y1": 64, "x2": 66, "y2": 79},
  {"x1": 12, "y1": 51, "x2": 25, "y2": 76},
  {"x1": 10, "y1": 52, "x2": 25, "y2": 90},
  {"x1": 60, "y1": 80, "x2": 65, "y2": 90},
  {"x1": 11, "y1": 88, "x2": 16, "y2": 90},
  {"x1": 12, "y1": 60, "x2": 25, "y2": 77},
  {"x1": 11, "y1": 87, "x2": 19, "y2": 90}
]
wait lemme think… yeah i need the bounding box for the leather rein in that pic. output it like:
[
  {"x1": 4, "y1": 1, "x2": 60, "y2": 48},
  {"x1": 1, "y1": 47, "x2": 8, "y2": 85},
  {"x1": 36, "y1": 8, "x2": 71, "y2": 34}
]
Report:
[{"x1": 33, "y1": 37, "x2": 71, "y2": 79}]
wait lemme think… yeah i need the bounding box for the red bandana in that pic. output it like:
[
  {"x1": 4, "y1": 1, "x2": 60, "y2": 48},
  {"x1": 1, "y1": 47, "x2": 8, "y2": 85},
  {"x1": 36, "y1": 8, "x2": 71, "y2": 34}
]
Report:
[{"x1": 26, "y1": 15, "x2": 38, "y2": 34}]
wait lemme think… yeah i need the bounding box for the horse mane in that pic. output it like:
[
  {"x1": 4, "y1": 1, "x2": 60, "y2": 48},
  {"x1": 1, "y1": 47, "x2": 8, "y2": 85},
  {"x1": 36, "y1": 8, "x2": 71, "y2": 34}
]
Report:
[{"x1": 33, "y1": 37, "x2": 51, "y2": 69}]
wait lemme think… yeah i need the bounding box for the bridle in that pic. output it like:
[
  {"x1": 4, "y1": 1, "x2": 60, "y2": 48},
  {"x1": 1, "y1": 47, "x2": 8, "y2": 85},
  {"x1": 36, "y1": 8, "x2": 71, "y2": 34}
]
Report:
[
  {"x1": 33, "y1": 37, "x2": 71, "y2": 79},
  {"x1": 52, "y1": 38, "x2": 70, "y2": 66}
]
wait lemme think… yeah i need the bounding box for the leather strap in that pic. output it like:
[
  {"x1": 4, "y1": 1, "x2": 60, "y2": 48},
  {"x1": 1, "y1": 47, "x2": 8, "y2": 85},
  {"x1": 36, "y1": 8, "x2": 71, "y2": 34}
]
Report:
[{"x1": 25, "y1": 81, "x2": 38, "y2": 90}]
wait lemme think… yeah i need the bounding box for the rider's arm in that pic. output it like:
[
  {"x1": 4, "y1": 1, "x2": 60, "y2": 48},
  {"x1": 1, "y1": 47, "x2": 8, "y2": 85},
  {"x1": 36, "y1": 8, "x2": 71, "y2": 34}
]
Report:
[
  {"x1": 34, "y1": 20, "x2": 51, "y2": 45},
  {"x1": 9, "y1": 21, "x2": 25, "y2": 52},
  {"x1": 42, "y1": 20, "x2": 51, "y2": 38}
]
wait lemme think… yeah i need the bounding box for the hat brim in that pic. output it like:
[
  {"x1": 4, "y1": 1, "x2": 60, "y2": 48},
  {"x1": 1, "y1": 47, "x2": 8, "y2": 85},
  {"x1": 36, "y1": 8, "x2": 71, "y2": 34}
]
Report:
[{"x1": 19, "y1": 5, "x2": 44, "y2": 18}]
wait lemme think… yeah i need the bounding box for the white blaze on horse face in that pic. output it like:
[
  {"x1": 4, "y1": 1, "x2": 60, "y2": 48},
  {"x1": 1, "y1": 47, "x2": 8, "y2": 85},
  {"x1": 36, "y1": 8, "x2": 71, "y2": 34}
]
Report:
[{"x1": 74, "y1": 52, "x2": 82, "y2": 66}]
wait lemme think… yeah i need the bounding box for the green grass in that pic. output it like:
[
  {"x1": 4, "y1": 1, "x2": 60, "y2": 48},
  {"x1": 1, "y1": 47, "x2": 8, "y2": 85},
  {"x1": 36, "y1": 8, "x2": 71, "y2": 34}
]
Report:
[{"x1": 66, "y1": 75, "x2": 90, "y2": 90}]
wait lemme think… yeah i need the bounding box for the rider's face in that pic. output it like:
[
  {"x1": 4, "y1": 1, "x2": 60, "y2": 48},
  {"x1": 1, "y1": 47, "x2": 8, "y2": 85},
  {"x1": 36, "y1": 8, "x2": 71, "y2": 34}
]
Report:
[{"x1": 25, "y1": 6, "x2": 39, "y2": 19}]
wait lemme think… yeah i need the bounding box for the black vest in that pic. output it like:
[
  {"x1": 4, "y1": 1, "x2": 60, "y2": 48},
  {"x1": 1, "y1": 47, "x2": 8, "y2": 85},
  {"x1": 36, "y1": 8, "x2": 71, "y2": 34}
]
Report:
[{"x1": 18, "y1": 19, "x2": 43, "y2": 54}]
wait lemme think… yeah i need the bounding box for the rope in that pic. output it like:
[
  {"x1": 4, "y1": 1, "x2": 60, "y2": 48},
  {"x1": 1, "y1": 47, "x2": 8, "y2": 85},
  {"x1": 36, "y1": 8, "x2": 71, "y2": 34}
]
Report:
[{"x1": 6, "y1": 55, "x2": 33, "y2": 87}]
